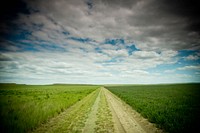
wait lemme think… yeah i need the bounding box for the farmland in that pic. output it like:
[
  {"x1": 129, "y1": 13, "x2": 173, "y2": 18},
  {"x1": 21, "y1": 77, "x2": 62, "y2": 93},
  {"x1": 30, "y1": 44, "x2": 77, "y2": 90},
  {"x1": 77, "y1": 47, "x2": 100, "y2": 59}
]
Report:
[
  {"x1": 1, "y1": 83, "x2": 199, "y2": 133},
  {"x1": 0, "y1": 84, "x2": 161, "y2": 133},
  {"x1": 106, "y1": 84, "x2": 200, "y2": 133},
  {"x1": 0, "y1": 83, "x2": 99, "y2": 133}
]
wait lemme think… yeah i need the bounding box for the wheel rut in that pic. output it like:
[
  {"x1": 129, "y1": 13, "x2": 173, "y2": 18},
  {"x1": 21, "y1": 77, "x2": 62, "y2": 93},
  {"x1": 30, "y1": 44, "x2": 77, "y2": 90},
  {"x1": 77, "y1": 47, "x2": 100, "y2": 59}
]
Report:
[
  {"x1": 82, "y1": 88, "x2": 101, "y2": 133},
  {"x1": 30, "y1": 87, "x2": 163, "y2": 133},
  {"x1": 103, "y1": 87, "x2": 163, "y2": 133}
]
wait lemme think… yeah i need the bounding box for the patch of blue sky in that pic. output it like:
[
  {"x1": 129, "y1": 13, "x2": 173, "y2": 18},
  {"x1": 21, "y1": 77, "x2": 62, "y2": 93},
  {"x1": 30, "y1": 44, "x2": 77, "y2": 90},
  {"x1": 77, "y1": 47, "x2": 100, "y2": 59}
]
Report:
[
  {"x1": 176, "y1": 50, "x2": 200, "y2": 65},
  {"x1": 19, "y1": 44, "x2": 39, "y2": 52},
  {"x1": 102, "y1": 38, "x2": 139, "y2": 55},
  {"x1": 95, "y1": 47, "x2": 103, "y2": 53},
  {"x1": 62, "y1": 31, "x2": 70, "y2": 35},
  {"x1": 14, "y1": 40, "x2": 66, "y2": 52},
  {"x1": 68, "y1": 37, "x2": 92, "y2": 43},
  {"x1": 147, "y1": 61, "x2": 200, "y2": 78},
  {"x1": 101, "y1": 60, "x2": 116, "y2": 65},
  {"x1": 0, "y1": 39, "x2": 39, "y2": 52},
  {"x1": 178, "y1": 58, "x2": 200, "y2": 65},
  {"x1": 38, "y1": 43, "x2": 66, "y2": 52},
  {"x1": 4, "y1": 30, "x2": 32, "y2": 41},
  {"x1": 176, "y1": 69, "x2": 198, "y2": 75},
  {"x1": 147, "y1": 63, "x2": 182, "y2": 73},
  {"x1": 125, "y1": 44, "x2": 140, "y2": 55},
  {"x1": 104, "y1": 38, "x2": 125, "y2": 45},
  {"x1": 100, "y1": 57, "x2": 124, "y2": 66},
  {"x1": 177, "y1": 49, "x2": 199, "y2": 57}
]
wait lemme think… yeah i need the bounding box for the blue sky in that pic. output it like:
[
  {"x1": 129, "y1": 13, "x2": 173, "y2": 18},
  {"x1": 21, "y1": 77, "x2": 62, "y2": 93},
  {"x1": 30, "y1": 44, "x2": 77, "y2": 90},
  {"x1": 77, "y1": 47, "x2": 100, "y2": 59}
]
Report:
[{"x1": 0, "y1": 0, "x2": 200, "y2": 84}]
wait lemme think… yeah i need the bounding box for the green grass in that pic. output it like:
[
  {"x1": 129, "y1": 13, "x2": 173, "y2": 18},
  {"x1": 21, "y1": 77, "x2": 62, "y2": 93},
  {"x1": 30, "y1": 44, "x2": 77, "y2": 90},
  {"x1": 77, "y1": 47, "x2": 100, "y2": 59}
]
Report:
[
  {"x1": 105, "y1": 84, "x2": 200, "y2": 133},
  {"x1": 95, "y1": 90, "x2": 114, "y2": 133},
  {"x1": 0, "y1": 83, "x2": 99, "y2": 133}
]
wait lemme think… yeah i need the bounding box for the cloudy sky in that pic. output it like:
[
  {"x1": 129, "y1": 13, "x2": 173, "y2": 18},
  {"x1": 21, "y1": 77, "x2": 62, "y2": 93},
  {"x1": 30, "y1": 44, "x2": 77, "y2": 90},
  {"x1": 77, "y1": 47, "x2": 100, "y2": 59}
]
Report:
[{"x1": 0, "y1": 0, "x2": 200, "y2": 84}]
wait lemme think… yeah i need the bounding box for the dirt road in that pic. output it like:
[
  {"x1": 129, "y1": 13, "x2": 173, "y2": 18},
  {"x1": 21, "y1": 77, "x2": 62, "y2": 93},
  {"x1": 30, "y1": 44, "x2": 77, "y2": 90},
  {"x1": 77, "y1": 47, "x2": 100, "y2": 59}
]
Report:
[
  {"x1": 103, "y1": 88, "x2": 163, "y2": 133},
  {"x1": 31, "y1": 87, "x2": 163, "y2": 133}
]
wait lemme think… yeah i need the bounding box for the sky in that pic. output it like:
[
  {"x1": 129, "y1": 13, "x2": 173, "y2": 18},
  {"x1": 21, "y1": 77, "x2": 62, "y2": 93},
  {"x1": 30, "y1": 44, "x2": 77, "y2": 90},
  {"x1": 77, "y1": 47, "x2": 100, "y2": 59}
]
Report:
[{"x1": 0, "y1": 0, "x2": 200, "y2": 84}]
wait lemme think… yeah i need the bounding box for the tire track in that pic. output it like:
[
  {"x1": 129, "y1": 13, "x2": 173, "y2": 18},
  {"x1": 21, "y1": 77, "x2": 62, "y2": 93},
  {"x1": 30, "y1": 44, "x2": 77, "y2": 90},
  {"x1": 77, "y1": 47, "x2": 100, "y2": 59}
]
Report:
[
  {"x1": 82, "y1": 88, "x2": 101, "y2": 133},
  {"x1": 30, "y1": 87, "x2": 163, "y2": 133},
  {"x1": 103, "y1": 88, "x2": 163, "y2": 133}
]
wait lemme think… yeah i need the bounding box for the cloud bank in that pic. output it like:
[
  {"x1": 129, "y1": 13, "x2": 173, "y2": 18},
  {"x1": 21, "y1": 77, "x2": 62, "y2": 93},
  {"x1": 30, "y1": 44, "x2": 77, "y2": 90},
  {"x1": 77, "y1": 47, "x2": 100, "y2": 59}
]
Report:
[{"x1": 0, "y1": 0, "x2": 200, "y2": 84}]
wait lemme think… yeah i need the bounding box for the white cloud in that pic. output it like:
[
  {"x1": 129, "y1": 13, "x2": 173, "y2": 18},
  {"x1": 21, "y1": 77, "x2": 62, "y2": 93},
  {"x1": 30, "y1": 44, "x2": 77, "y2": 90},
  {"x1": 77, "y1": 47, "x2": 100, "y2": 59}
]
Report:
[
  {"x1": 164, "y1": 70, "x2": 175, "y2": 73},
  {"x1": 184, "y1": 55, "x2": 199, "y2": 60},
  {"x1": 132, "y1": 70, "x2": 149, "y2": 75},
  {"x1": 0, "y1": 46, "x2": 180, "y2": 84},
  {"x1": 132, "y1": 51, "x2": 159, "y2": 59},
  {"x1": 174, "y1": 74, "x2": 192, "y2": 78},
  {"x1": 177, "y1": 65, "x2": 200, "y2": 71},
  {"x1": 102, "y1": 49, "x2": 129, "y2": 57}
]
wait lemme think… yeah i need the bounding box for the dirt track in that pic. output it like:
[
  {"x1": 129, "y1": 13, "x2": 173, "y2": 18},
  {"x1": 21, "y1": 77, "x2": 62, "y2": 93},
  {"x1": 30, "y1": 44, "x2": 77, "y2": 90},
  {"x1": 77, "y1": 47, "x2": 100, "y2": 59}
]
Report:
[
  {"x1": 31, "y1": 87, "x2": 163, "y2": 133},
  {"x1": 103, "y1": 88, "x2": 163, "y2": 133}
]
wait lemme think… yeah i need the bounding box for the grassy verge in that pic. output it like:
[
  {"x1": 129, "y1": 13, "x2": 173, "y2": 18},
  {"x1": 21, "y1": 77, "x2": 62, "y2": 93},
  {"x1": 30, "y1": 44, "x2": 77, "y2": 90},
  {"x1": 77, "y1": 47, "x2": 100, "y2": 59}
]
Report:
[
  {"x1": 95, "y1": 89, "x2": 114, "y2": 133},
  {"x1": 105, "y1": 84, "x2": 200, "y2": 133},
  {"x1": 0, "y1": 83, "x2": 99, "y2": 133},
  {"x1": 32, "y1": 88, "x2": 101, "y2": 133}
]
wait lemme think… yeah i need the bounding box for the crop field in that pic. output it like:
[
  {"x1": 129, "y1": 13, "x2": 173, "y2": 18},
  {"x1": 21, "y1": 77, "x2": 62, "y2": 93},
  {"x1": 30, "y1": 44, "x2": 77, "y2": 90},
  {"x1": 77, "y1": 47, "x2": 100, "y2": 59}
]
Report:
[
  {"x1": 1, "y1": 83, "x2": 199, "y2": 133},
  {"x1": 105, "y1": 84, "x2": 200, "y2": 133},
  {"x1": 0, "y1": 84, "x2": 99, "y2": 133}
]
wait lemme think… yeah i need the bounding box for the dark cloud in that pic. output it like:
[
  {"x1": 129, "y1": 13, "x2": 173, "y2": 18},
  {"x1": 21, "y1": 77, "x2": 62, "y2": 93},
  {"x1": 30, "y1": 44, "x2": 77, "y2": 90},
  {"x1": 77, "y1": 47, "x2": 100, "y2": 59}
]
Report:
[
  {"x1": 158, "y1": 0, "x2": 200, "y2": 33},
  {"x1": 121, "y1": 0, "x2": 200, "y2": 50},
  {"x1": 161, "y1": 0, "x2": 200, "y2": 18},
  {"x1": 0, "y1": 0, "x2": 200, "y2": 51},
  {"x1": 97, "y1": 0, "x2": 200, "y2": 35},
  {"x1": 0, "y1": 0, "x2": 29, "y2": 21},
  {"x1": 96, "y1": 0, "x2": 139, "y2": 8},
  {"x1": 0, "y1": 0, "x2": 30, "y2": 39}
]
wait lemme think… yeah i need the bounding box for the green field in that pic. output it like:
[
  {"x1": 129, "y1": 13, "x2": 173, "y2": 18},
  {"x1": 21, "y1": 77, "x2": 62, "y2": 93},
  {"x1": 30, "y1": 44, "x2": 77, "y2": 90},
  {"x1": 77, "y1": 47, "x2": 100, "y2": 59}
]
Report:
[
  {"x1": 105, "y1": 84, "x2": 200, "y2": 133},
  {"x1": 1, "y1": 83, "x2": 200, "y2": 133},
  {"x1": 0, "y1": 84, "x2": 99, "y2": 133}
]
